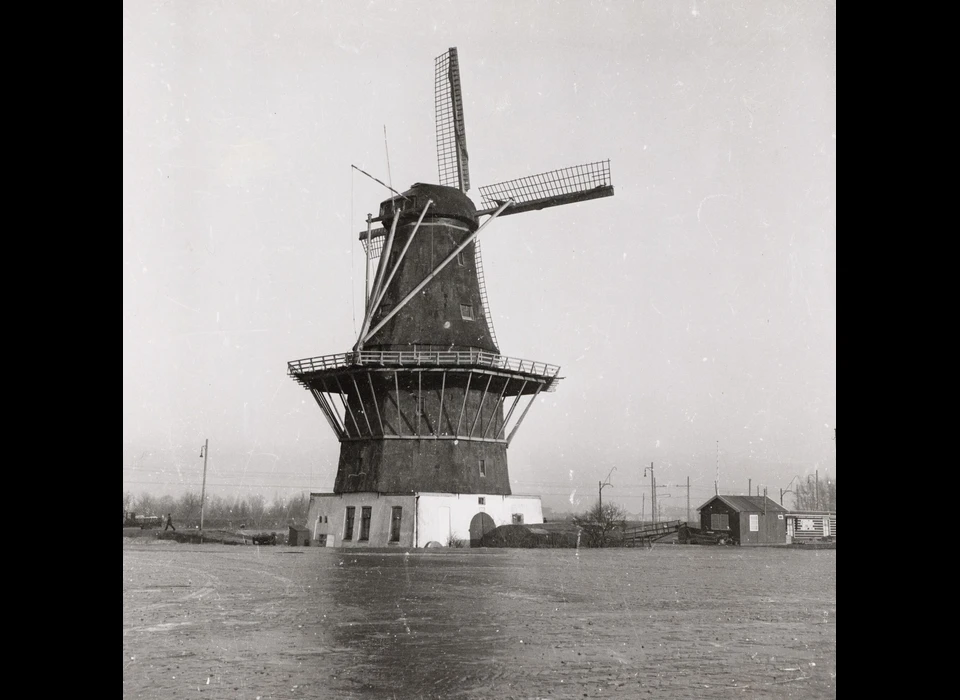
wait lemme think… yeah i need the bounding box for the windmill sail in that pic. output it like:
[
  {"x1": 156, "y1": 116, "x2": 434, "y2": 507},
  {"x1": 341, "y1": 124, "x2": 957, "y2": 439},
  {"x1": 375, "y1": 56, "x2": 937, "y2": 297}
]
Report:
[
  {"x1": 435, "y1": 48, "x2": 470, "y2": 192},
  {"x1": 478, "y1": 160, "x2": 614, "y2": 216}
]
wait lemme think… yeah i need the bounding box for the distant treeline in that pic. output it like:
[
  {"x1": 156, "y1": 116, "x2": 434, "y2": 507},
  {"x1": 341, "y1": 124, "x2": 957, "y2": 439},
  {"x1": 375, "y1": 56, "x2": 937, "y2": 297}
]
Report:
[
  {"x1": 122, "y1": 490, "x2": 310, "y2": 529},
  {"x1": 792, "y1": 475, "x2": 836, "y2": 511}
]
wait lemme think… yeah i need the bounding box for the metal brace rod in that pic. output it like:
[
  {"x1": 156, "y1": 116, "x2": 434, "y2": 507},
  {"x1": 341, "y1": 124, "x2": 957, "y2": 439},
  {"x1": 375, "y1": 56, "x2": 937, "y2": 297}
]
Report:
[
  {"x1": 417, "y1": 371, "x2": 422, "y2": 438},
  {"x1": 310, "y1": 388, "x2": 343, "y2": 440},
  {"x1": 497, "y1": 380, "x2": 528, "y2": 439},
  {"x1": 394, "y1": 371, "x2": 402, "y2": 437},
  {"x1": 455, "y1": 372, "x2": 473, "y2": 438},
  {"x1": 361, "y1": 199, "x2": 512, "y2": 345},
  {"x1": 506, "y1": 381, "x2": 545, "y2": 446},
  {"x1": 483, "y1": 378, "x2": 510, "y2": 439},
  {"x1": 318, "y1": 378, "x2": 347, "y2": 437},
  {"x1": 437, "y1": 371, "x2": 447, "y2": 436},
  {"x1": 366, "y1": 373, "x2": 385, "y2": 435},
  {"x1": 334, "y1": 374, "x2": 362, "y2": 439},
  {"x1": 351, "y1": 374, "x2": 373, "y2": 436},
  {"x1": 469, "y1": 375, "x2": 493, "y2": 438}
]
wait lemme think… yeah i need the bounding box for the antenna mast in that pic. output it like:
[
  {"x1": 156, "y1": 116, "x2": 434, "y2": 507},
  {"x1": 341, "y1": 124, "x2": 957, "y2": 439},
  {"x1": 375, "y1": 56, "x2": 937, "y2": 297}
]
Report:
[
  {"x1": 715, "y1": 441, "x2": 720, "y2": 495},
  {"x1": 383, "y1": 125, "x2": 394, "y2": 193}
]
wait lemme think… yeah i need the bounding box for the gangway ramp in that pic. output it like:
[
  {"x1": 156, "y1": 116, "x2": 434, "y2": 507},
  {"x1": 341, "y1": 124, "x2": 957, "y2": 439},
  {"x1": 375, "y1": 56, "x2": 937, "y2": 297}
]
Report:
[{"x1": 621, "y1": 520, "x2": 683, "y2": 547}]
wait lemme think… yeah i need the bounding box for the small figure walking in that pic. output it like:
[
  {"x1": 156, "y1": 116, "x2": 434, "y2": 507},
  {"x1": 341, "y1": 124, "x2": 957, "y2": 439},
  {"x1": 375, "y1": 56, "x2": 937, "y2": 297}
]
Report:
[{"x1": 164, "y1": 513, "x2": 176, "y2": 531}]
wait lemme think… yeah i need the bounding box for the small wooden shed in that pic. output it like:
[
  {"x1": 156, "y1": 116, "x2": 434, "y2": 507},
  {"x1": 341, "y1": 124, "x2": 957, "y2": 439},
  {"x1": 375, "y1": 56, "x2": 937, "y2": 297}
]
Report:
[
  {"x1": 697, "y1": 495, "x2": 788, "y2": 546},
  {"x1": 288, "y1": 526, "x2": 311, "y2": 546}
]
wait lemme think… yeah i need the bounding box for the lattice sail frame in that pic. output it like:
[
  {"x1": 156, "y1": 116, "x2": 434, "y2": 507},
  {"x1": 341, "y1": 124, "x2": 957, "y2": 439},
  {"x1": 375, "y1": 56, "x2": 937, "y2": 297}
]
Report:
[
  {"x1": 478, "y1": 160, "x2": 613, "y2": 216},
  {"x1": 360, "y1": 228, "x2": 386, "y2": 258},
  {"x1": 435, "y1": 48, "x2": 470, "y2": 192}
]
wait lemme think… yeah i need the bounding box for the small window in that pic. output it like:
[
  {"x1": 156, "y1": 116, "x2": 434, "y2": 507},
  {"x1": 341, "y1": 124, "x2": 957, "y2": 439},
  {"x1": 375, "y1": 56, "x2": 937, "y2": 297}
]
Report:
[
  {"x1": 512, "y1": 514, "x2": 524, "y2": 525},
  {"x1": 710, "y1": 513, "x2": 730, "y2": 530},
  {"x1": 390, "y1": 507, "x2": 403, "y2": 542},
  {"x1": 478, "y1": 497, "x2": 485, "y2": 505},
  {"x1": 457, "y1": 250, "x2": 466, "y2": 267},
  {"x1": 324, "y1": 516, "x2": 328, "y2": 524},
  {"x1": 479, "y1": 459, "x2": 486, "y2": 477},
  {"x1": 460, "y1": 304, "x2": 474, "y2": 321},
  {"x1": 344, "y1": 507, "x2": 355, "y2": 540},
  {"x1": 359, "y1": 506, "x2": 372, "y2": 541}
]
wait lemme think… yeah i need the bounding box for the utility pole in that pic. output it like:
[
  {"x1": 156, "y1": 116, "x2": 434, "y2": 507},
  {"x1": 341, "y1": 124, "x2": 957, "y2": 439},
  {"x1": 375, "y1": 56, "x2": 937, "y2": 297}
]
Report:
[
  {"x1": 715, "y1": 441, "x2": 720, "y2": 495},
  {"x1": 199, "y1": 439, "x2": 209, "y2": 534},
  {"x1": 780, "y1": 475, "x2": 800, "y2": 508},
  {"x1": 815, "y1": 469, "x2": 820, "y2": 510},
  {"x1": 748, "y1": 478, "x2": 752, "y2": 497},
  {"x1": 653, "y1": 466, "x2": 657, "y2": 524},
  {"x1": 686, "y1": 476, "x2": 690, "y2": 523},
  {"x1": 599, "y1": 467, "x2": 615, "y2": 511},
  {"x1": 644, "y1": 463, "x2": 656, "y2": 524}
]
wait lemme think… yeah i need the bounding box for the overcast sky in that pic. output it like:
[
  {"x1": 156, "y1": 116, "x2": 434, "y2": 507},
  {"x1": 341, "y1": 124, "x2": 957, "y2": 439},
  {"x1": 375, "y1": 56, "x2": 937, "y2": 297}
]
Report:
[{"x1": 123, "y1": 0, "x2": 836, "y2": 514}]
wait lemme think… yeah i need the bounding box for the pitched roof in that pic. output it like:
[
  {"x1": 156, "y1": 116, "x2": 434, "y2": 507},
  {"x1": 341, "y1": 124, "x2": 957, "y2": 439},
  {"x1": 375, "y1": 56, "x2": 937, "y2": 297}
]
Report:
[{"x1": 697, "y1": 495, "x2": 788, "y2": 513}]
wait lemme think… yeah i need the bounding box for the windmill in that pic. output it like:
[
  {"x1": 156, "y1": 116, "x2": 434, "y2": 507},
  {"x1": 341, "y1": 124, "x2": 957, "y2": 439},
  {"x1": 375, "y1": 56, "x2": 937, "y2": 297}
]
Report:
[{"x1": 288, "y1": 48, "x2": 614, "y2": 548}]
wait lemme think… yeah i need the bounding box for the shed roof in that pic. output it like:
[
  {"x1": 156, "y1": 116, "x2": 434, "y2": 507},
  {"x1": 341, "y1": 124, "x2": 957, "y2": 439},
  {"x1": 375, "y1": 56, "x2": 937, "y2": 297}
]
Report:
[{"x1": 697, "y1": 495, "x2": 788, "y2": 513}]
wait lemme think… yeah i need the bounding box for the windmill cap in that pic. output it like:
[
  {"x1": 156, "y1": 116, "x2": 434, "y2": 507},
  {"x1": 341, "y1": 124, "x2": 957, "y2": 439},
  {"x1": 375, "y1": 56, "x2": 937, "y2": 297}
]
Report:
[{"x1": 379, "y1": 183, "x2": 478, "y2": 230}]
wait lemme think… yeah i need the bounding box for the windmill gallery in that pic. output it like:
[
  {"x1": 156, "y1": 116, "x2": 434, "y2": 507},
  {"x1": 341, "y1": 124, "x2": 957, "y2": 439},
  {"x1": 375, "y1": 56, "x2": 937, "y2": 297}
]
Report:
[{"x1": 288, "y1": 48, "x2": 615, "y2": 548}]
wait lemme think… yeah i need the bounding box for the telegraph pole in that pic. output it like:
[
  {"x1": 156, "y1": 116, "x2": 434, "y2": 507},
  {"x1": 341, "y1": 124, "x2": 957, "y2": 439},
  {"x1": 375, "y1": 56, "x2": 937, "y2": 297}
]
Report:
[
  {"x1": 199, "y1": 439, "x2": 209, "y2": 534},
  {"x1": 686, "y1": 476, "x2": 690, "y2": 523},
  {"x1": 715, "y1": 441, "x2": 720, "y2": 495},
  {"x1": 644, "y1": 463, "x2": 656, "y2": 524},
  {"x1": 599, "y1": 467, "x2": 615, "y2": 510},
  {"x1": 653, "y1": 466, "x2": 657, "y2": 524}
]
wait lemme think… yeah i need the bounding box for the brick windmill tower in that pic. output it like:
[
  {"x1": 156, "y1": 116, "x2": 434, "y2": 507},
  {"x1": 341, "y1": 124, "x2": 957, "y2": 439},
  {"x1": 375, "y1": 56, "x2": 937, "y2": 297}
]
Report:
[{"x1": 290, "y1": 48, "x2": 614, "y2": 547}]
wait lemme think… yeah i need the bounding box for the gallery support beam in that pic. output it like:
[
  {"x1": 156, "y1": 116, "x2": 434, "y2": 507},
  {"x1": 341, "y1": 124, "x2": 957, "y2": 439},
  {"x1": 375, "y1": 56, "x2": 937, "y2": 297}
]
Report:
[
  {"x1": 366, "y1": 373, "x2": 385, "y2": 435},
  {"x1": 352, "y1": 374, "x2": 373, "y2": 436},
  {"x1": 506, "y1": 383, "x2": 545, "y2": 447}
]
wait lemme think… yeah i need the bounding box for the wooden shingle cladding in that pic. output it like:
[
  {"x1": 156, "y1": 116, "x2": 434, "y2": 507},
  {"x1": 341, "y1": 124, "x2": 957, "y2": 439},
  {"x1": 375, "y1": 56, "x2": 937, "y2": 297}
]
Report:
[{"x1": 697, "y1": 495, "x2": 788, "y2": 546}]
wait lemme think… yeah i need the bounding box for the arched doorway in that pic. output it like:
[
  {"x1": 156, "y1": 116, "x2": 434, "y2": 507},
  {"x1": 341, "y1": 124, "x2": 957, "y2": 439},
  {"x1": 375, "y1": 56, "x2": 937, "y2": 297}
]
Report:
[{"x1": 469, "y1": 512, "x2": 496, "y2": 547}]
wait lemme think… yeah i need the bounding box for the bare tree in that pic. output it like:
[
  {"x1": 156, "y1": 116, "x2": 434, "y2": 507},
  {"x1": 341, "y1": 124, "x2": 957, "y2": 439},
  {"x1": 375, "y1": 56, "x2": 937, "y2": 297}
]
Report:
[
  {"x1": 248, "y1": 494, "x2": 267, "y2": 528},
  {"x1": 176, "y1": 491, "x2": 202, "y2": 522},
  {"x1": 573, "y1": 500, "x2": 627, "y2": 547},
  {"x1": 794, "y1": 475, "x2": 836, "y2": 511},
  {"x1": 157, "y1": 494, "x2": 177, "y2": 519},
  {"x1": 135, "y1": 492, "x2": 156, "y2": 515}
]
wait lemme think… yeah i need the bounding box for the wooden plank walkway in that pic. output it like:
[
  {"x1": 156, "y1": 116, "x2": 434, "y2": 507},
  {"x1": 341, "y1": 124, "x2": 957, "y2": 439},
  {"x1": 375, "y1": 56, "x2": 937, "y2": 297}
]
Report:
[{"x1": 621, "y1": 520, "x2": 683, "y2": 547}]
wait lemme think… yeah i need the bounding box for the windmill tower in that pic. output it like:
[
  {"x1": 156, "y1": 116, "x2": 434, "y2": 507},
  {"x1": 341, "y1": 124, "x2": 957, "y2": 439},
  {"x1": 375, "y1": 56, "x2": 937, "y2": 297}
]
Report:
[{"x1": 290, "y1": 48, "x2": 614, "y2": 547}]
